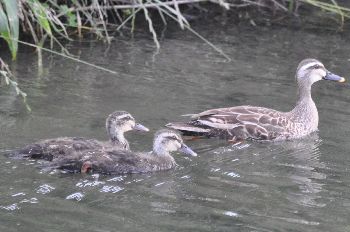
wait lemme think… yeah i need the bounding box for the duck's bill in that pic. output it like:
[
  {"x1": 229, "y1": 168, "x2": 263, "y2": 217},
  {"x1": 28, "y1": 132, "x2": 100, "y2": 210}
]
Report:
[
  {"x1": 133, "y1": 123, "x2": 150, "y2": 132},
  {"x1": 324, "y1": 71, "x2": 346, "y2": 82},
  {"x1": 180, "y1": 143, "x2": 197, "y2": 157}
]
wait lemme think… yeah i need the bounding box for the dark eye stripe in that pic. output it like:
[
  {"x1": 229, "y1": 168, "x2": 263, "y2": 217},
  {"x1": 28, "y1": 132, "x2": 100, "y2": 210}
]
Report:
[
  {"x1": 307, "y1": 64, "x2": 322, "y2": 70},
  {"x1": 165, "y1": 136, "x2": 179, "y2": 141},
  {"x1": 118, "y1": 116, "x2": 133, "y2": 121}
]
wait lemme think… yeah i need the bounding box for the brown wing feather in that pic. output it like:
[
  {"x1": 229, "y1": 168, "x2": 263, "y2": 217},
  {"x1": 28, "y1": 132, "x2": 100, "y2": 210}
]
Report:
[{"x1": 190, "y1": 106, "x2": 289, "y2": 140}]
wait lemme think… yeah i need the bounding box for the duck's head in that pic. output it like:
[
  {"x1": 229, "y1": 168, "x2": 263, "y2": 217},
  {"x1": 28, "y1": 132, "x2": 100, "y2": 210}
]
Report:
[
  {"x1": 106, "y1": 111, "x2": 149, "y2": 139},
  {"x1": 153, "y1": 129, "x2": 197, "y2": 156},
  {"x1": 296, "y1": 58, "x2": 346, "y2": 86}
]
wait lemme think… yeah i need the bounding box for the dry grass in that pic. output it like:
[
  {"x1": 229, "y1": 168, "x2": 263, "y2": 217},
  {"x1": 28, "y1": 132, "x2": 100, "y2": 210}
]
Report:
[{"x1": 0, "y1": 58, "x2": 31, "y2": 111}]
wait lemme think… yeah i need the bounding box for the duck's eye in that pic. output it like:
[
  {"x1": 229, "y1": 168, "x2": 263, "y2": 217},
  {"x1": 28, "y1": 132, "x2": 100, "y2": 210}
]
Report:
[{"x1": 312, "y1": 65, "x2": 322, "y2": 69}]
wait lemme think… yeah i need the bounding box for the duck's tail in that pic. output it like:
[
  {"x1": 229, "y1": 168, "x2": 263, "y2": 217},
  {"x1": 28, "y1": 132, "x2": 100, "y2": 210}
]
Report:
[{"x1": 165, "y1": 122, "x2": 210, "y2": 137}]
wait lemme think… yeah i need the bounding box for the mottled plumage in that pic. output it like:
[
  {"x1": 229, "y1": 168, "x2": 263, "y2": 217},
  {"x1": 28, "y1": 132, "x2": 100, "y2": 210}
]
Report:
[
  {"x1": 46, "y1": 129, "x2": 197, "y2": 174},
  {"x1": 166, "y1": 59, "x2": 345, "y2": 141},
  {"x1": 9, "y1": 111, "x2": 149, "y2": 161}
]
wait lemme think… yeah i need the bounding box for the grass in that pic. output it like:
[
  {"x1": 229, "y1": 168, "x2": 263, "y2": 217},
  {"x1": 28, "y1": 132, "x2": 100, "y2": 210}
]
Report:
[
  {"x1": 1, "y1": 0, "x2": 350, "y2": 61},
  {"x1": 0, "y1": 0, "x2": 350, "y2": 110}
]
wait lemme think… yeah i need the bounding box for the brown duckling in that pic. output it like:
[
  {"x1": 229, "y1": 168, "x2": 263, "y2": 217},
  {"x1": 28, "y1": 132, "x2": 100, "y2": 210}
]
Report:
[
  {"x1": 47, "y1": 129, "x2": 197, "y2": 175},
  {"x1": 9, "y1": 111, "x2": 149, "y2": 161}
]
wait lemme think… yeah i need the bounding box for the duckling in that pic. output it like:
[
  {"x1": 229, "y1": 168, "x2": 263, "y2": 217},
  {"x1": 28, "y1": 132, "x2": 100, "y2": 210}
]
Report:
[
  {"x1": 47, "y1": 129, "x2": 197, "y2": 174},
  {"x1": 9, "y1": 111, "x2": 149, "y2": 161},
  {"x1": 166, "y1": 59, "x2": 346, "y2": 142}
]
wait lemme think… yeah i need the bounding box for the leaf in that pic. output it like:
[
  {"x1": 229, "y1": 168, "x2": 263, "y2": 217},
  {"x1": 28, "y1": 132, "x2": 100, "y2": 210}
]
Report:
[
  {"x1": 0, "y1": 4, "x2": 10, "y2": 37},
  {"x1": 60, "y1": 5, "x2": 77, "y2": 27},
  {"x1": 0, "y1": 0, "x2": 19, "y2": 60},
  {"x1": 0, "y1": 8, "x2": 11, "y2": 52},
  {"x1": 27, "y1": 0, "x2": 52, "y2": 36}
]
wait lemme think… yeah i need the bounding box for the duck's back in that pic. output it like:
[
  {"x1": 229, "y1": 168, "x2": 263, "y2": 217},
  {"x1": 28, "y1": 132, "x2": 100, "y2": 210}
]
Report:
[
  {"x1": 9, "y1": 137, "x2": 106, "y2": 161},
  {"x1": 51, "y1": 149, "x2": 176, "y2": 174}
]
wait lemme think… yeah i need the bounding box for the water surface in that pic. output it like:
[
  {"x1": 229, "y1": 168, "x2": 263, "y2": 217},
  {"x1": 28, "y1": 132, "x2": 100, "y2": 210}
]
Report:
[{"x1": 1, "y1": 23, "x2": 350, "y2": 232}]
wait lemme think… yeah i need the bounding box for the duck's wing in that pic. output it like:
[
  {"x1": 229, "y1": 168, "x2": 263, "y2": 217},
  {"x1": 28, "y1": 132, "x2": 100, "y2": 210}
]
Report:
[
  {"x1": 167, "y1": 106, "x2": 289, "y2": 140},
  {"x1": 8, "y1": 137, "x2": 103, "y2": 161}
]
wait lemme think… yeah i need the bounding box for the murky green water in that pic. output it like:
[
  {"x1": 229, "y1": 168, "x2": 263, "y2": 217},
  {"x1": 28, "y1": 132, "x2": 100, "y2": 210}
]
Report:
[{"x1": 1, "y1": 23, "x2": 350, "y2": 232}]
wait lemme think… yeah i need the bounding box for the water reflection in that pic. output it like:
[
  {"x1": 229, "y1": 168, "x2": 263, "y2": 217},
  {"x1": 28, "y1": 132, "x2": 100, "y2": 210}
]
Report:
[
  {"x1": 276, "y1": 135, "x2": 327, "y2": 208},
  {"x1": 183, "y1": 134, "x2": 328, "y2": 230}
]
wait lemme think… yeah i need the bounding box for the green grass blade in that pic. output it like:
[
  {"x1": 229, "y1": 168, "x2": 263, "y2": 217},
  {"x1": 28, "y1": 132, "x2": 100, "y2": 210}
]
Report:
[
  {"x1": 0, "y1": 4, "x2": 11, "y2": 41},
  {"x1": 27, "y1": 0, "x2": 52, "y2": 36},
  {"x1": 0, "y1": 0, "x2": 19, "y2": 60}
]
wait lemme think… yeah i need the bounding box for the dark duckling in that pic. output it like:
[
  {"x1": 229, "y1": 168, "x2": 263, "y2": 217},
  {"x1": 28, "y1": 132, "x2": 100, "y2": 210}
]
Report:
[
  {"x1": 166, "y1": 59, "x2": 346, "y2": 142},
  {"x1": 47, "y1": 129, "x2": 197, "y2": 175},
  {"x1": 9, "y1": 111, "x2": 149, "y2": 161}
]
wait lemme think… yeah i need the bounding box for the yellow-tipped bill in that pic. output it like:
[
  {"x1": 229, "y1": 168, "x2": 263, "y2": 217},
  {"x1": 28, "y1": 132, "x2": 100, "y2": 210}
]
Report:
[{"x1": 324, "y1": 71, "x2": 346, "y2": 83}]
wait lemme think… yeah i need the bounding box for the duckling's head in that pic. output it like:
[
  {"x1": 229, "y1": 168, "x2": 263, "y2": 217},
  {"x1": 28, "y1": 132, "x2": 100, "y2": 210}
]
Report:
[
  {"x1": 296, "y1": 59, "x2": 345, "y2": 86},
  {"x1": 106, "y1": 111, "x2": 149, "y2": 139},
  {"x1": 153, "y1": 129, "x2": 197, "y2": 156}
]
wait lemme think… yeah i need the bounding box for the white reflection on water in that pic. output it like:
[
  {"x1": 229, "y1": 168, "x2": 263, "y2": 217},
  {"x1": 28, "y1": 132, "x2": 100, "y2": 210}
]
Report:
[{"x1": 223, "y1": 211, "x2": 239, "y2": 217}]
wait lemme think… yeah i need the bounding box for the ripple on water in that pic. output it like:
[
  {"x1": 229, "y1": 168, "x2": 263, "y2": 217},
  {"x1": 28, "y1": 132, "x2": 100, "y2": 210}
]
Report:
[
  {"x1": 65, "y1": 192, "x2": 84, "y2": 201},
  {"x1": 36, "y1": 184, "x2": 55, "y2": 195},
  {"x1": 99, "y1": 185, "x2": 124, "y2": 193},
  {"x1": 76, "y1": 180, "x2": 105, "y2": 188},
  {"x1": 0, "y1": 203, "x2": 19, "y2": 211},
  {"x1": 20, "y1": 198, "x2": 39, "y2": 204},
  {"x1": 106, "y1": 176, "x2": 126, "y2": 182},
  {"x1": 11, "y1": 192, "x2": 26, "y2": 197},
  {"x1": 224, "y1": 171, "x2": 241, "y2": 178}
]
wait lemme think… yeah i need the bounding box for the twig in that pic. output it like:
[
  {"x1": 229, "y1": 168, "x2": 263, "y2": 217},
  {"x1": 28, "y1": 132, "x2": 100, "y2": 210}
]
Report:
[
  {"x1": 173, "y1": 0, "x2": 184, "y2": 29},
  {"x1": 0, "y1": 37, "x2": 118, "y2": 75},
  {"x1": 138, "y1": 0, "x2": 160, "y2": 49}
]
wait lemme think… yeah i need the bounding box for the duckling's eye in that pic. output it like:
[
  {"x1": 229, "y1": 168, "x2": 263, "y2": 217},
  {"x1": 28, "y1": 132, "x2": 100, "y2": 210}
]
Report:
[
  {"x1": 124, "y1": 116, "x2": 133, "y2": 121},
  {"x1": 167, "y1": 136, "x2": 178, "y2": 141}
]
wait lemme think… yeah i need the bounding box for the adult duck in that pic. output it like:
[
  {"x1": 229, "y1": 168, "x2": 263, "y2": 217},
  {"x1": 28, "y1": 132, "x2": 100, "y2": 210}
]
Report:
[
  {"x1": 9, "y1": 111, "x2": 149, "y2": 160},
  {"x1": 166, "y1": 59, "x2": 346, "y2": 142},
  {"x1": 46, "y1": 129, "x2": 197, "y2": 174}
]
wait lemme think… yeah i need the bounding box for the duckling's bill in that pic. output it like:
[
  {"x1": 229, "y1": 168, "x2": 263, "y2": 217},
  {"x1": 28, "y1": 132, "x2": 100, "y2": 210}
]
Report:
[
  {"x1": 133, "y1": 123, "x2": 150, "y2": 132},
  {"x1": 323, "y1": 71, "x2": 346, "y2": 82},
  {"x1": 179, "y1": 143, "x2": 197, "y2": 157}
]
